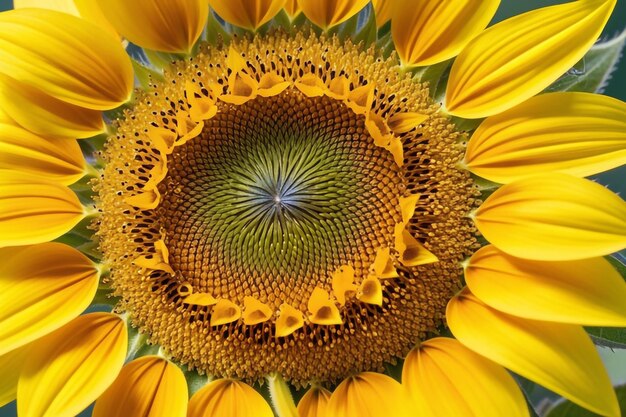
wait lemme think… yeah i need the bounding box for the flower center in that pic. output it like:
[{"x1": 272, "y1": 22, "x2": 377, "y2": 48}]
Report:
[{"x1": 95, "y1": 32, "x2": 479, "y2": 385}]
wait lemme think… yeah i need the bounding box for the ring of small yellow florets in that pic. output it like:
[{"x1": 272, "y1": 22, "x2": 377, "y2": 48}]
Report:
[{"x1": 96, "y1": 32, "x2": 478, "y2": 383}]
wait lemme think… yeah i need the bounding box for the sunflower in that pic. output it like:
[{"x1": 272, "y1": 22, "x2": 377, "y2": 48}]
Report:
[{"x1": 1, "y1": 0, "x2": 626, "y2": 416}]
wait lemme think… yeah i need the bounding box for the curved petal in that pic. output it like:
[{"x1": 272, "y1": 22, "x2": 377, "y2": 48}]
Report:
[
  {"x1": 465, "y1": 245, "x2": 626, "y2": 326},
  {"x1": 0, "y1": 8, "x2": 132, "y2": 110},
  {"x1": 298, "y1": 386, "x2": 331, "y2": 417},
  {"x1": 284, "y1": 0, "x2": 301, "y2": 19},
  {"x1": 474, "y1": 173, "x2": 626, "y2": 261},
  {"x1": 0, "y1": 124, "x2": 85, "y2": 185},
  {"x1": 371, "y1": 0, "x2": 391, "y2": 28},
  {"x1": 0, "y1": 171, "x2": 85, "y2": 248},
  {"x1": 0, "y1": 243, "x2": 98, "y2": 356},
  {"x1": 209, "y1": 0, "x2": 286, "y2": 30},
  {"x1": 99, "y1": 0, "x2": 208, "y2": 53},
  {"x1": 188, "y1": 379, "x2": 273, "y2": 417},
  {"x1": 93, "y1": 356, "x2": 188, "y2": 417},
  {"x1": 392, "y1": 0, "x2": 500, "y2": 67},
  {"x1": 446, "y1": 0, "x2": 616, "y2": 118},
  {"x1": 0, "y1": 74, "x2": 105, "y2": 139},
  {"x1": 327, "y1": 372, "x2": 412, "y2": 417},
  {"x1": 18, "y1": 313, "x2": 128, "y2": 417},
  {"x1": 403, "y1": 337, "x2": 528, "y2": 417},
  {"x1": 0, "y1": 344, "x2": 30, "y2": 407},
  {"x1": 447, "y1": 290, "x2": 619, "y2": 417},
  {"x1": 466, "y1": 93, "x2": 626, "y2": 183},
  {"x1": 13, "y1": 0, "x2": 117, "y2": 36},
  {"x1": 299, "y1": 0, "x2": 369, "y2": 30}
]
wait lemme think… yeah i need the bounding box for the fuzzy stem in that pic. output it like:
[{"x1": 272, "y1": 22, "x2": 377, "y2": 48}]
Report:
[{"x1": 267, "y1": 373, "x2": 298, "y2": 417}]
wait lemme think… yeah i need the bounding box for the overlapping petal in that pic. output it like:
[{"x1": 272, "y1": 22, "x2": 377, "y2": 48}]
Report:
[
  {"x1": 99, "y1": 0, "x2": 208, "y2": 53},
  {"x1": 327, "y1": 372, "x2": 411, "y2": 417},
  {"x1": 403, "y1": 337, "x2": 528, "y2": 417},
  {"x1": 474, "y1": 173, "x2": 626, "y2": 261},
  {"x1": 466, "y1": 93, "x2": 626, "y2": 183},
  {"x1": 0, "y1": 123, "x2": 85, "y2": 185},
  {"x1": 0, "y1": 344, "x2": 30, "y2": 407},
  {"x1": 18, "y1": 313, "x2": 128, "y2": 417},
  {"x1": 299, "y1": 0, "x2": 369, "y2": 30},
  {"x1": 447, "y1": 290, "x2": 619, "y2": 417},
  {"x1": 0, "y1": 171, "x2": 85, "y2": 248},
  {"x1": 392, "y1": 0, "x2": 500, "y2": 67},
  {"x1": 210, "y1": 0, "x2": 286, "y2": 30},
  {"x1": 188, "y1": 379, "x2": 273, "y2": 417},
  {"x1": 0, "y1": 8, "x2": 132, "y2": 110},
  {"x1": 298, "y1": 386, "x2": 331, "y2": 417},
  {"x1": 446, "y1": 0, "x2": 616, "y2": 118},
  {"x1": 371, "y1": 0, "x2": 391, "y2": 28},
  {"x1": 0, "y1": 74, "x2": 105, "y2": 139},
  {"x1": 284, "y1": 0, "x2": 301, "y2": 19},
  {"x1": 13, "y1": 0, "x2": 117, "y2": 36},
  {"x1": 466, "y1": 245, "x2": 626, "y2": 326},
  {"x1": 93, "y1": 356, "x2": 188, "y2": 417},
  {"x1": 0, "y1": 243, "x2": 98, "y2": 356}
]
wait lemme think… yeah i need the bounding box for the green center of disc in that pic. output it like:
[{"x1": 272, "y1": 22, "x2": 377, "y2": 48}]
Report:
[{"x1": 157, "y1": 91, "x2": 402, "y2": 291}]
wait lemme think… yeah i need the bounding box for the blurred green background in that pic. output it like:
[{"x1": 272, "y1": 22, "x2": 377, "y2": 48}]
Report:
[{"x1": 0, "y1": 1, "x2": 624, "y2": 416}]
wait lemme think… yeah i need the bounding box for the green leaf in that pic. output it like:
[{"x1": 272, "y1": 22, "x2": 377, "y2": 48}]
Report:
[
  {"x1": 131, "y1": 58, "x2": 163, "y2": 90},
  {"x1": 203, "y1": 10, "x2": 232, "y2": 45},
  {"x1": 180, "y1": 364, "x2": 211, "y2": 397},
  {"x1": 545, "y1": 29, "x2": 626, "y2": 94},
  {"x1": 351, "y1": 4, "x2": 377, "y2": 47},
  {"x1": 585, "y1": 255, "x2": 626, "y2": 349},
  {"x1": 544, "y1": 385, "x2": 626, "y2": 417}
]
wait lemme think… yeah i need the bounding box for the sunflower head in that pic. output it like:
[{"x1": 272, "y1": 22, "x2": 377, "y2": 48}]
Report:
[{"x1": 1, "y1": 1, "x2": 626, "y2": 417}]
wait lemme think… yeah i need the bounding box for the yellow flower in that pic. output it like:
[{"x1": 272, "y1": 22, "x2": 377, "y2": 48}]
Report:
[{"x1": 1, "y1": 1, "x2": 625, "y2": 417}]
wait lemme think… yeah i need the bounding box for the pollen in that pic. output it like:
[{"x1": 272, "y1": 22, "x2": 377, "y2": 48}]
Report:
[{"x1": 94, "y1": 31, "x2": 479, "y2": 386}]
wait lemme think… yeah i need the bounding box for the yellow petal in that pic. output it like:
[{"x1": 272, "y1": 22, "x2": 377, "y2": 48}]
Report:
[
  {"x1": 465, "y1": 92, "x2": 626, "y2": 183},
  {"x1": 257, "y1": 72, "x2": 291, "y2": 97},
  {"x1": 14, "y1": 0, "x2": 117, "y2": 36},
  {"x1": 184, "y1": 292, "x2": 218, "y2": 307},
  {"x1": 100, "y1": 0, "x2": 207, "y2": 53},
  {"x1": 243, "y1": 296, "x2": 273, "y2": 325},
  {"x1": 447, "y1": 289, "x2": 620, "y2": 417},
  {"x1": 403, "y1": 337, "x2": 528, "y2": 417},
  {"x1": 327, "y1": 372, "x2": 412, "y2": 417},
  {"x1": 211, "y1": 299, "x2": 242, "y2": 326},
  {"x1": 394, "y1": 224, "x2": 438, "y2": 267},
  {"x1": 392, "y1": 0, "x2": 500, "y2": 67},
  {"x1": 388, "y1": 112, "x2": 428, "y2": 134},
  {"x1": 0, "y1": 243, "x2": 98, "y2": 356},
  {"x1": 307, "y1": 287, "x2": 343, "y2": 325},
  {"x1": 474, "y1": 173, "x2": 626, "y2": 261},
  {"x1": 0, "y1": 8, "x2": 132, "y2": 110},
  {"x1": 0, "y1": 171, "x2": 85, "y2": 248},
  {"x1": 399, "y1": 194, "x2": 419, "y2": 225},
  {"x1": 370, "y1": 247, "x2": 398, "y2": 279},
  {"x1": 299, "y1": 0, "x2": 369, "y2": 30},
  {"x1": 18, "y1": 313, "x2": 128, "y2": 417},
  {"x1": 134, "y1": 240, "x2": 175, "y2": 275},
  {"x1": 371, "y1": 0, "x2": 391, "y2": 28},
  {"x1": 0, "y1": 124, "x2": 85, "y2": 185},
  {"x1": 275, "y1": 303, "x2": 305, "y2": 337},
  {"x1": 0, "y1": 74, "x2": 105, "y2": 139},
  {"x1": 125, "y1": 188, "x2": 161, "y2": 210},
  {"x1": 0, "y1": 344, "x2": 30, "y2": 407},
  {"x1": 357, "y1": 277, "x2": 383, "y2": 306},
  {"x1": 294, "y1": 73, "x2": 326, "y2": 98},
  {"x1": 466, "y1": 245, "x2": 626, "y2": 326},
  {"x1": 345, "y1": 84, "x2": 375, "y2": 116},
  {"x1": 298, "y1": 386, "x2": 331, "y2": 417},
  {"x1": 446, "y1": 0, "x2": 616, "y2": 119},
  {"x1": 188, "y1": 379, "x2": 273, "y2": 417},
  {"x1": 148, "y1": 127, "x2": 179, "y2": 155},
  {"x1": 93, "y1": 356, "x2": 188, "y2": 417},
  {"x1": 332, "y1": 265, "x2": 357, "y2": 306},
  {"x1": 283, "y1": 0, "x2": 301, "y2": 19},
  {"x1": 209, "y1": 0, "x2": 286, "y2": 30}
]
